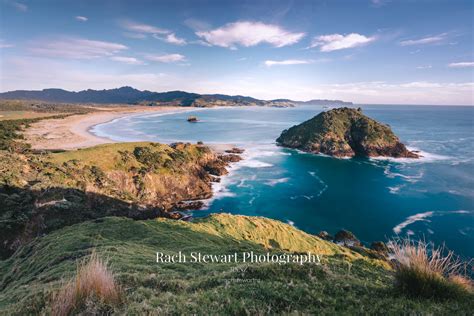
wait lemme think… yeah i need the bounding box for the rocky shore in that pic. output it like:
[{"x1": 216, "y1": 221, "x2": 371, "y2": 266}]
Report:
[{"x1": 0, "y1": 142, "x2": 244, "y2": 258}]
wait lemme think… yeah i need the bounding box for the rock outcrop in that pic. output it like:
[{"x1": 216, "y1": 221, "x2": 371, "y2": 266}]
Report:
[
  {"x1": 0, "y1": 142, "x2": 242, "y2": 258},
  {"x1": 276, "y1": 107, "x2": 419, "y2": 158}
]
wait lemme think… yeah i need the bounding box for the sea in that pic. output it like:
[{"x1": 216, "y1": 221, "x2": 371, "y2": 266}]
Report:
[{"x1": 91, "y1": 104, "x2": 474, "y2": 259}]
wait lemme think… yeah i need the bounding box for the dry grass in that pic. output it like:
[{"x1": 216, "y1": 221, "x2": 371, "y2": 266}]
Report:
[
  {"x1": 50, "y1": 251, "x2": 122, "y2": 316},
  {"x1": 389, "y1": 238, "x2": 473, "y2": 299}
]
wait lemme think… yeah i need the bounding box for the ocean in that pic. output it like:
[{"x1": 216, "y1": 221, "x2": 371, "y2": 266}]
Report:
[{"x1": 91, "y1": 105, "x2": 474, "y2": 259}]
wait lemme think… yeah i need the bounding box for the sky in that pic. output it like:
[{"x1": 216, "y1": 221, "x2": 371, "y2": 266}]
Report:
[{"x1": 0, "y1": 0, "x2": 473, "y2": 105}]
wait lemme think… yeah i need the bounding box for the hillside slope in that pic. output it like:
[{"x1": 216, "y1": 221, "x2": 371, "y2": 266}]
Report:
[
  {"x1": 0, "y1": 142, "x2": 237, "y2": 258},
  {"x1": 0, "y1": 214, "x2": 471, "y2": 315}
]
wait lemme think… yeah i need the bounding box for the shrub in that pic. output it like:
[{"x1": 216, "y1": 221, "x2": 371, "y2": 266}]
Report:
[
  {"x1": 133, "y1": 146, "x2": 166, "y2": 170},
  {"x1": 50, "y1": 251, "x2": 122, "y2": 316},
  {"x1": 390, "y1": 238, "x2": 473, "y2": 299}
]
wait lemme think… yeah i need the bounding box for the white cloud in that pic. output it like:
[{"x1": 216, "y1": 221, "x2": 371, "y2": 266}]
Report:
[
  {"x1": 191, "y1": 39, "x2": 213, "y2": 47},
  {"x1": 120, "y1": 20, "x2": 169, "y2": 35},
  {"x1": 264, "y1": 59, "x2": 312, "y2": 67},
  {"x1": 123, "y1": 32, "x2": 147, "y2": 39},
  {"x1": 370, "y1": 0, "x2": 390, "y2": 7},
  {"x1": 11, "y1": 1, "x2": 27, "y2": 12},
  {"x1": 165, "y1": 33, "x2": 186, "y2": 45},
  {"x1": 30, "y1": 37, "x2": 128, "y2": 59},
  {"x1": 0, "y1": 57, "x2": 168, "y2": 92},
  {"x1": 145, "y1": 53, "x2": 186, "y2": 63},
  {"x1": 399, "y1": 33, "x2": 447, "y2": 46},
  {"x1": 184, "y1": 18, "x2": 211, "y2": 31},
  {"x1": 110, "y1": 56, "x2": 145, "y2": 65},
  {"x1": 0, "y1": 39, "x2": 14, "y2": 48},
  {"x1": 448, "y1": 62, "x2": 474, "y2": 68},
  {"x1": 120, "y1": 20, "x2": 186, "y2": 45},
  {"x1": 400, "y1": 81, "x2": 441, "y2": 88},
  {"x1": 310, "y1": 33, "x2": 375, "y2": 52},
  {"x1": 153, "y1": 33, "x2": 187, "y2": 46},
  {"x1": 1, "y1": 57, "x2": 473, "y2": 105},
  {"x1": 416, "y1": 65, "x2": 432, "y2": 69},
  {"x1": 75, "y1": 16, "x2": 88, "y2": 22},
  {"x1": 196, "y1": 21, "x2": 305, "y2": 49}
]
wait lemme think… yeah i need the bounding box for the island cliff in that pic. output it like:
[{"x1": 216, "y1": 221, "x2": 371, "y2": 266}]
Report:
[{"x1": 276, "y1": 107, "x2": 419, "y2": 158}]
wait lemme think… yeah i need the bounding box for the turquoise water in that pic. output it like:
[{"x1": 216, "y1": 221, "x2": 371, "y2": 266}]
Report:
[{"x1": 92, "y1": 105, "x2": 474, "y2": 258}]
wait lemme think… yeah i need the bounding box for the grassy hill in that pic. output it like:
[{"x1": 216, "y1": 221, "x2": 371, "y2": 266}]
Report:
[
  {"x1": 0, "y1": 214, "x2": 472, "y2": 315},
  {"x1": 0, "y1": 142, "x2": 232, "y2": 258}
]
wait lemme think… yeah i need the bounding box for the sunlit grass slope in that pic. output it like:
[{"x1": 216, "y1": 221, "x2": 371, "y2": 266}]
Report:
[{"x1": 1, "y1": 214, "x2": 472, "y2": 315}]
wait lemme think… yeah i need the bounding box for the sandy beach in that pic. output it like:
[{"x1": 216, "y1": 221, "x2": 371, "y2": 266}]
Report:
[{"x1": 24, "y1": 106, "x2": 185, "y2": 150}]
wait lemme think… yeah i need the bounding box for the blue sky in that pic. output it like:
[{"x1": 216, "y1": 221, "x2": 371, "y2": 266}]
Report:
[{"x1": 0, "y1": 0, "x2": 473, "y2": 105}]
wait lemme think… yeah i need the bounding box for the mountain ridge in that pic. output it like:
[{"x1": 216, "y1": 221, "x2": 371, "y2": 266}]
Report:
[{"x1": 0, "y1": 86, "x2": 352, "y2": 107}]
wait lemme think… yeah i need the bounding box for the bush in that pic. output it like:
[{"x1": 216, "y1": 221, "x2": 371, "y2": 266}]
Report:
[
  {"x1": 390, "y1": 238, "x2": 473, "y2": 299},
  {"x1": 133, "y1": 146, "x2": 166, "y2": 170},
  {"x1": 50, "y1": 251, "x2": 122, "y2": 316}
]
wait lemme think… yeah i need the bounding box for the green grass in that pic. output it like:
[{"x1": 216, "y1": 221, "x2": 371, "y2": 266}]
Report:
[
  {"x1": 0, "y1": 142, "x2": 217, "y2": 258},
  {"x1": 0, "y1": 215, "x2": 472, "y2": 315}
]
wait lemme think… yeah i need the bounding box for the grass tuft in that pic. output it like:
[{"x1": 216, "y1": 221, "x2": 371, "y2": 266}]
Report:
[
  {"x1": 390, "y1": 238, "x2": 473, "y2": 299},
  {"x1": 50, "y1": 251, "x2": 122, "y2": 316}
]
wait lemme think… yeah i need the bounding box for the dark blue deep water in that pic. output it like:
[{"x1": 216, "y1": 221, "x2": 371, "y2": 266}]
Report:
[{"x1": 92, "y1": 105, "x2": 474, "y2": 258}]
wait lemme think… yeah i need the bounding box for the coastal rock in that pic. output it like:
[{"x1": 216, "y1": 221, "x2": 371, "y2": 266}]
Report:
[
  {"x1": 174, "y1": 200, "x2": 205, "y2": 211},
  {"x1": 219, "y1": 154, "x2": 242, "y2": 163},
  {"x1": 317, "y1": 231, "x2": 334, "y2": 241},
  {"x1": 0, "y1": 142, "x2": 241, "y2": 258},
  {"x1": 225, "y1": 147, "x2": 245, "y2": 154},
  {"x1": 210, "y1": 176, "x2": 221, "y2": 183},
  {"x1": 204, "y1": 160, "x2": 229, "y2": 176},
  {"x1": 370, "y1": 241, "x2": 389, "y2": 255},
  {"x1": 276, "y1": 107, "x2": 419, "y2": 158},
  {"x1": 334, "y1": 229, "x2": 362, "y2": 247}
]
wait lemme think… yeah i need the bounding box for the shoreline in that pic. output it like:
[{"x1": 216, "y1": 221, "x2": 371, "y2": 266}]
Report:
[
  {"x1": 24, "y1": 105, "x2": 239, "y2": 154},
  {"x1": 24, "y1": 106, "x2": 189, "y2": 151}
]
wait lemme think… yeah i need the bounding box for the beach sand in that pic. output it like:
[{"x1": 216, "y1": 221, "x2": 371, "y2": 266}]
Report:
[
  {"x1": 24, "y1": 106, "x2": 238, "y2": 153},
  {"x1": 24, "y1": 106, "x2": 185, "y2": 150}
]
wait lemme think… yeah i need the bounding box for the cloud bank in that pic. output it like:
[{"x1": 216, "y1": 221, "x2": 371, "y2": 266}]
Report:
[
  {"x1": 196, "y1": 21, "x2": 305, "y2": 49},
  {"x1": 310, "y1": 33, "x2": 375, "y2": 52}
]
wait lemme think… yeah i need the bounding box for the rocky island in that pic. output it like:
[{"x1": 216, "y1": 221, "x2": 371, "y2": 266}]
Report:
[{"x1": 276, "y1": 107, "x2": 419, "y2": 158}]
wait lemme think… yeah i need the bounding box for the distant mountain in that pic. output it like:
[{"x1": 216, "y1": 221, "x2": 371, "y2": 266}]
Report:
[
  {"x1": 0, "y1": 86, "x2": 352, "y2": 107},
  {"x1": 295, "y1": 99, "x2": 353, "y2": 106},
  {"x1": 0, "y1": 87, "x2": 200, "y2": 105}
]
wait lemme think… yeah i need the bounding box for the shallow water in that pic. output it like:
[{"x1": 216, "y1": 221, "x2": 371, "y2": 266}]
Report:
[{"x1": 92, "y1": 105, "x2": 474, "y2": 258}]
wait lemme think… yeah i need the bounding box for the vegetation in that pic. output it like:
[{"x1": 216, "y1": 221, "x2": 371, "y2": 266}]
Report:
[
  {"x1": 0, "y1": 105, "x2": 472, "y2": 314},
  {"x1": 0, "y1": 215, "x2": 472, "y2": 315},
  {"x1": 391, "y1": 238, "x2": 473, "y2": 299},
  {"x1": 0, "y1": 142, "x2": 224, "y2": 258},
  {"x1": 277, "y1": 107, "x2": 418, "y2": 158},
  {"x1": 0, "y1": 117, "x2": 42, "y2": 151},
  {"x1": 50, "y1": 252, "x2": 122, "y2": 316},
  {"x1": 0, "y1": 99, "x2": 96, "y2": 114}
]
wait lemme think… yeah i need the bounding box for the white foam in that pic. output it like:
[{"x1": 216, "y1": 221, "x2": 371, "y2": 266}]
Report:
[
  {"x1": 308, "y1": 171, "x2": 328, "y2": 197},
  {"x1": 238, "y1": 160, "x2": 273, "y2": 168},
  {"x1": 264, "y1": 177, "x2": 290, "y2": 186},
  {"x1": 393, "y1": 211, "x2": 434, "y2": 234},
  {"x1": 383, "y1": 166, "x2": 425, "y2": 183},
  {"x1": 90, "y1": 108, "x2": 197, "y2": 141},
  {"x1": 393, "y1": 210, "x2": 474, "y2": 234},
  {"x1": 371, "y1": 146, "x2": 450, "y2": 164},
  {"x1": 388, "y1": 185, "x2": 403, "y2": 194}
]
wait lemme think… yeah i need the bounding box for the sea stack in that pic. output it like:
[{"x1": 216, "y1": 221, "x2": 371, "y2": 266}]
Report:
[{"x1": 276, "y1": 107, "x2": 419, "y2": 158}]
